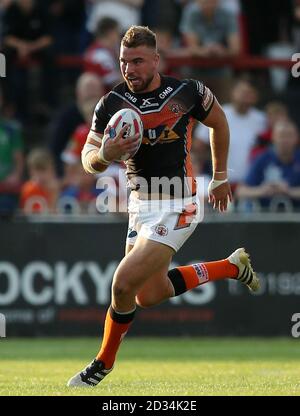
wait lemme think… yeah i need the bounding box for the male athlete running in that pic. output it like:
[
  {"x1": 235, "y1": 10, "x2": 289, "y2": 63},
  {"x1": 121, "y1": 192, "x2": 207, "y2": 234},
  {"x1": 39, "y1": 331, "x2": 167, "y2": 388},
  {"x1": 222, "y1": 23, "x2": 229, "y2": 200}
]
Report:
[{"x1": 68, "y1": 26, "x2": 259, "y2": 387}]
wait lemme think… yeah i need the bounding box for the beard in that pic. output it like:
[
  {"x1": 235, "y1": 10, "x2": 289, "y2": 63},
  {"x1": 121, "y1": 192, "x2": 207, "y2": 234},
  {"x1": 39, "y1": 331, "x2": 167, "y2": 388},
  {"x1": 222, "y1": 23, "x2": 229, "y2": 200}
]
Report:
[{"x1": 125, "y1": 73, "x2": 155, "y2": 93}]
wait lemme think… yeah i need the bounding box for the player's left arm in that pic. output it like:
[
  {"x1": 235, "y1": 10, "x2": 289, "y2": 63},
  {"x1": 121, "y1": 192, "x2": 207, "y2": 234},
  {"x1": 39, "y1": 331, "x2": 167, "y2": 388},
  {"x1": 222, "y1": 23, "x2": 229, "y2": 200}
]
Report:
[{"x1": 201, "y1": 99, "x2": 233, "y2": 212}]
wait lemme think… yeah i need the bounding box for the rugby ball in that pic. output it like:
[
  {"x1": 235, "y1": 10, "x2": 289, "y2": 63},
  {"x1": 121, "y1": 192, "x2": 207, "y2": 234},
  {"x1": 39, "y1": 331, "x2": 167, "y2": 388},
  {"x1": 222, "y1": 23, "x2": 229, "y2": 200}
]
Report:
[{"x1": 103, "y1": 108, "x2": 143, "y2": 161}]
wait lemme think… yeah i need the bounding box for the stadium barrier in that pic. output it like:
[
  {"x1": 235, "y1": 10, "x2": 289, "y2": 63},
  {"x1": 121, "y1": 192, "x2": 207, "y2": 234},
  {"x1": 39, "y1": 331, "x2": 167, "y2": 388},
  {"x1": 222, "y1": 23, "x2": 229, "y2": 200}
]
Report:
[
  {"x1": 0, "y1": 220, "x2": 299, "y2": 337},
  {"x1": 12, "y1": 54, "x2": 296, "y2": 71},
  {"x1": 56, "y1": 54, "x2": 296, "y2": 70},
  {"x1": 18, "y1": 194, "x2": 300, "y2": 216}
]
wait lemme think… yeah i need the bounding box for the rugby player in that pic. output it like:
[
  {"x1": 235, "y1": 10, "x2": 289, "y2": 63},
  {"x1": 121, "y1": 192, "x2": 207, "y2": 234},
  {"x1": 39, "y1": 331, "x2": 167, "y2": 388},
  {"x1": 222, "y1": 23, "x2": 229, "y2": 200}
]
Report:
[{"x1": 68, "y1": 26, "x2": 259, "y2": 387}]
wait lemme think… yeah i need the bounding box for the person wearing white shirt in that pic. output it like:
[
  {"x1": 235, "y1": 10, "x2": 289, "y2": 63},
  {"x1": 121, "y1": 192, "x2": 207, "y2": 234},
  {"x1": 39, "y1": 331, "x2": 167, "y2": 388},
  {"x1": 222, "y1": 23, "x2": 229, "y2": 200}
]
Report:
[{"x1": 194, "y1": 79, "x2": 267, "y2": 186}]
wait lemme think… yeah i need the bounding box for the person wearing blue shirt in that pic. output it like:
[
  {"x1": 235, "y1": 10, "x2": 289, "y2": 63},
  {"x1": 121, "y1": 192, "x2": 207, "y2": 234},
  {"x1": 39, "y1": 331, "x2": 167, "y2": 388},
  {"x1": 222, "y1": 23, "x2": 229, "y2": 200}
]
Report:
[{"x1": 236, "y1": 120, "x2": 300, "y2": 211}]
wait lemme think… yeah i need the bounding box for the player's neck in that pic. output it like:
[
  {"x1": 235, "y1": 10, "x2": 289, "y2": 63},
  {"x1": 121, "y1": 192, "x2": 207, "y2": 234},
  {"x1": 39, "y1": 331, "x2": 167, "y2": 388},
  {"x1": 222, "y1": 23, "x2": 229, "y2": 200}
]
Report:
[{"x1": 140, "y1": 73, "x2": 162, "y2": 94}]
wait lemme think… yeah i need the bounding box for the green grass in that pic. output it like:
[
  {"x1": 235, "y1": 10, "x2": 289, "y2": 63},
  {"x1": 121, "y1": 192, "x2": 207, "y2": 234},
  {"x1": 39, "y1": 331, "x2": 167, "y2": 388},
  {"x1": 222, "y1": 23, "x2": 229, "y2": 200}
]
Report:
[{"x1": 0, "y1": 337, "x2": 300, "y2": 396}]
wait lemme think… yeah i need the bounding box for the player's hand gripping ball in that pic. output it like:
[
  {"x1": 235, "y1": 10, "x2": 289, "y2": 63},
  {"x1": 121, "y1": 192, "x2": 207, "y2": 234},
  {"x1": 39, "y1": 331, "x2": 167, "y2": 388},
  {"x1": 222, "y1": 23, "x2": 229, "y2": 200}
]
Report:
[{"x1": 102, "y1": 108, "x2": 143, "y2": 162}]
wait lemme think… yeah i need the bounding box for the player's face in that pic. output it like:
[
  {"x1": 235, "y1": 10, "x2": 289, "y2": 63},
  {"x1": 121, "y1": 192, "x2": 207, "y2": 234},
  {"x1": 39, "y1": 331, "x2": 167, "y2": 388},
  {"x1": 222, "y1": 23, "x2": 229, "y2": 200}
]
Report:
[{"x1": 120, "y1": 45, "x2": 159, "y2": 93}]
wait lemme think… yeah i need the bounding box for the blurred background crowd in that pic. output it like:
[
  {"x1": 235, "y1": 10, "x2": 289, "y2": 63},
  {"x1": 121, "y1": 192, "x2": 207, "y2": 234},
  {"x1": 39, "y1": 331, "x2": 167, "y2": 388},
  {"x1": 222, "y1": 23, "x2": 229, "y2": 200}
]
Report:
[{"x1": 0, "y1": 0, "x2": 300, "y2": 218}]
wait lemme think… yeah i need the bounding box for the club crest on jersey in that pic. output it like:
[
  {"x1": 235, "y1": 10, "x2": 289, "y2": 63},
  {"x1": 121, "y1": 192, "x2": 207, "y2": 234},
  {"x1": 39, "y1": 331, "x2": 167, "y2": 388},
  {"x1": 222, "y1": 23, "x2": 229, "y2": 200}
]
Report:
[
  {"x1": 155, "y1": 224, "x2": 168, "y2": 236},
  {"x1": 169, "y1": 103, "x2": 183, "y2": 114}
]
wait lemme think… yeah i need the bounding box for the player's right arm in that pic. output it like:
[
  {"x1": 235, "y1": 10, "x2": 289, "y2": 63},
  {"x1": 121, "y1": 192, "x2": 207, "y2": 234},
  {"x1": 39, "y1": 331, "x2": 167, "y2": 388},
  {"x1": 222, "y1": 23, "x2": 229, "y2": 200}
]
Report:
[
  {"x1": 81, "y1": 131, "x2": 107, "y2": 173},
  {"x1": 82, "y1": 95, "x2": 141, "y2": 174},
  {"x1": 82, "y1": 125, "x2": 141, "y2": 174}
]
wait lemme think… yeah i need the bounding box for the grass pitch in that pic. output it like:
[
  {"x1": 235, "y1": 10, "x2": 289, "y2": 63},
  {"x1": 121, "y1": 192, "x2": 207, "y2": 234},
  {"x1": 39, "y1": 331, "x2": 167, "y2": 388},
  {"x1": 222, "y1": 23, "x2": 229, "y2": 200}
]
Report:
[{"x1": 0, "y1": 337, "x2": 299, "y2": 396}]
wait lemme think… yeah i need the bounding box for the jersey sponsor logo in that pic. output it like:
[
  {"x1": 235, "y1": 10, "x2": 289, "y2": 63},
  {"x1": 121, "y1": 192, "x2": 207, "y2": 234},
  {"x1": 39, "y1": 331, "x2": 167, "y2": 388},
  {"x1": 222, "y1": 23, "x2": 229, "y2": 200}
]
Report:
[
  {"x1": 202, "y1": 87, "x2": 214, "y2": 111},
  {"x1": 155, "y1": 224, "x2": 168, "y2": 237},
  {"x1": 159, "y1": 86, "x2": 173, "y2": 99},
  {"x1": 125, "y1": 92, "x2": 138, "y2": 103},
  {"x1": 140, "y1": 97, "x2": 159, "y2": 109},
  {"x1": 196, "y1": 80, "x2": 204, "y2": 95},
  {"x1": 144, "y1": 126, "x2": 180, "y2": 145}
]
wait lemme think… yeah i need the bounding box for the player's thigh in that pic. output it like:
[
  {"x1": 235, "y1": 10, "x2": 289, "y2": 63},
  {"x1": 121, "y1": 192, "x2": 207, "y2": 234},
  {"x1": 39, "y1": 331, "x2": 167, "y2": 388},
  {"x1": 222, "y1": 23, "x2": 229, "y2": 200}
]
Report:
[
  {"x1": 113, "y1": 236, "x2": 174, "y2": 291},
  {"x1": 125, "y1": 243, "x2": 134, "y2": 256}
]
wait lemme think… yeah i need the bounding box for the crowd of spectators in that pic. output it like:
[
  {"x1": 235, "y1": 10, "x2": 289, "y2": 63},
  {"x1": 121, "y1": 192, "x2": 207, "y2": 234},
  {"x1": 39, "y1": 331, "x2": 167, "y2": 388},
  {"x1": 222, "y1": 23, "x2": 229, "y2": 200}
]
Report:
[{"x1": 0, "y1": 0, "x2": 300, "y2": 218}]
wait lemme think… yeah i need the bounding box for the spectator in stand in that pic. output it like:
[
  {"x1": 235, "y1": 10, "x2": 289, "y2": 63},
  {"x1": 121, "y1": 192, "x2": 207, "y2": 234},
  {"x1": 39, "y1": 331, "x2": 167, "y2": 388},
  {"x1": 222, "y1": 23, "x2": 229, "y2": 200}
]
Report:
[
  {"x1": 86, "y1": 0, "x2": 144, "y2": 35},
  {"x1": 47, "y1": 72, "x2": 104, "y2": 176},
  {"x1": 20, "y1": 148, "x2": 60, "y2": 214},
  {"x1": 0, "y1": 91, "x2": 24, "y2": 218},
  {"x1": 61, "y1": 99, "x2": 96, "y2": 186},
  {"x1": 84, "y1": 17, "x2": 122, "y2": 91},
  {"x1": 236, "y1": 121, "x2": 300, "y2": 211},
  {"x1": 154, "y1": 26, "x2": 181, "y2": 78},
  {"x1": 194, "y1": 79, "x2": 267, "y2": 190},
  {"x1": 179, "y1": 0, "x2": 241, "y2": 102},
  {"x1": 250, "y1": 101, "x2": 289, "y2": 161},
  {"x1": 2, "y1": 0, "x2": 55, "y2": 119}
]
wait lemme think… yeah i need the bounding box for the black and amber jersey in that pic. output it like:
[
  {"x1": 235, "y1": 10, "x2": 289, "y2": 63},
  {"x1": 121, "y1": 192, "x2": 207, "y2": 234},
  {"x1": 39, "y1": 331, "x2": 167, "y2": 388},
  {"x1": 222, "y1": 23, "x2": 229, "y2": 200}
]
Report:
[{"x1": 91, "y1": 75, "x2": 214, "y2": 195}]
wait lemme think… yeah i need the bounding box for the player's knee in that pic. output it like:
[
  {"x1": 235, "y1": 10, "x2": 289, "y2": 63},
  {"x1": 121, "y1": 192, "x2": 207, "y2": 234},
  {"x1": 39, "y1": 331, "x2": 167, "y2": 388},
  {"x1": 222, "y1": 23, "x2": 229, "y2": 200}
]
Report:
[
  {"x1": 135, "y1": 294, "x2": 156, "y2": 309},
  {"x1": 112, "y1": 281, "x2": 133, "y2": 300}
]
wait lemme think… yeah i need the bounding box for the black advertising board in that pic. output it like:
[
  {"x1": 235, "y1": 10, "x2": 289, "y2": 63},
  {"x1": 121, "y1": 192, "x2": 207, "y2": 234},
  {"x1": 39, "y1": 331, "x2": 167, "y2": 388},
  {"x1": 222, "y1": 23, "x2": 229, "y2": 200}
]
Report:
[{"x1": 0, "y1": 221, "x2": 299, "y2": 336}]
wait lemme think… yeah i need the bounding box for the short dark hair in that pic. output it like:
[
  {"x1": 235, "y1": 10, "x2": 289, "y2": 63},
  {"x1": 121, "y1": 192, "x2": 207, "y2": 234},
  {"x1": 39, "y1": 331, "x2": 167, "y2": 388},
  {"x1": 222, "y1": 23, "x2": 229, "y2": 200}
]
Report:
[
  {"x1": 96, "y1": 17, "x2": 119, "y2": 38},
  {"x1": 121, "y1": 26, "x2": 157, "y2": 49}
]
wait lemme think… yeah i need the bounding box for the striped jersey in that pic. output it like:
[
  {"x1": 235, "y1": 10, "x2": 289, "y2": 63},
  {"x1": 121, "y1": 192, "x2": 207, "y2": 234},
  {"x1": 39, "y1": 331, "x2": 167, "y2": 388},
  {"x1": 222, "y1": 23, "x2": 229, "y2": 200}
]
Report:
[{"x1": 91, "y1": 75, "x2": 214, "y2": 196}]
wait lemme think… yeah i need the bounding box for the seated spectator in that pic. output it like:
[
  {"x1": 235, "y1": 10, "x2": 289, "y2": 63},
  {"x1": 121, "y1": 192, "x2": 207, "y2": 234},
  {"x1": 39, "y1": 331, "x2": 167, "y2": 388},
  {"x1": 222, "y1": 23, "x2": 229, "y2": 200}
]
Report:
[
  {"x1": 61, "y1": 98, "x2": 96, "y2": 182},
  {"x1": 179, "y1": 0, "x2": 241, "y2": 101},
  {"x1": 84, "y1": 17, "x2": 122, "y2": 91},
  {"x1": 60, "y1": 162, "x2": 101, "y2": 214},
  {"x1": 236, "y1": 121, "x2": 300, "y2": 211},
  {"x1": 250, "y1": 101, "x2": 289, "y2": 160},
  {"x1": 180, "y1": 0, "x2": 240, "y2": 58},
  {"x1": 0, "y1": 103, "x2": 24, "y2": 218},
  {"x1": 194, "y1": 78, "x2": 267, "y2": 190},
  {"x1": 2, "y1": 0, "x2": 55, "y2": 119},
  {"x1": 47, "y1": 72, "x2": 104, "y2": 176},
  {"x1": 20, "y1": 148, "x2": 60, "y2": 214}
]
